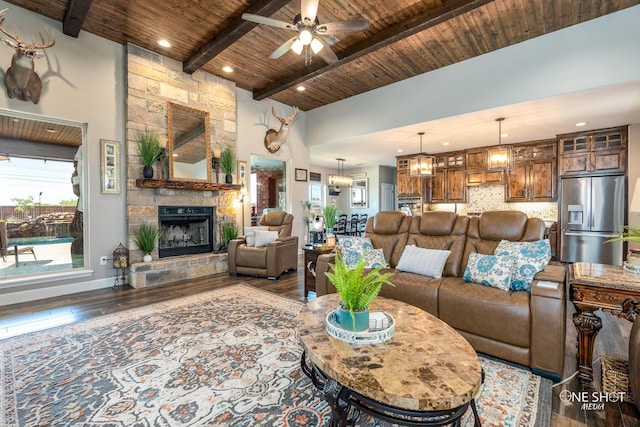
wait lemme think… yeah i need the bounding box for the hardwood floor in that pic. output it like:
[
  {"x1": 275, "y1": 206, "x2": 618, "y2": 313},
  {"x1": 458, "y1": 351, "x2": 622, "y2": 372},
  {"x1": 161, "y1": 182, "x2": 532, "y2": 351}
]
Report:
[{"x1": 1, "y1": 257, "x2": 638, "y2": 426}]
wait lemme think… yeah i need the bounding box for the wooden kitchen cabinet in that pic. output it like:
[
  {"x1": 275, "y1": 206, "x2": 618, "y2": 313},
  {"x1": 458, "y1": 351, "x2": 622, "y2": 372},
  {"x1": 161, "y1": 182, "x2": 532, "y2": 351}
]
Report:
[
  {"x1": 430, "y1": 167, "x2": 466, "y2": 203},
  {"x1": 397, "y1": 156, "x2": 425, "y2": 197},
  {"x1": 505, "y1": 140, "x2": 557, "y2": 202},
  {"x1": 558, "y1": 127, "x2": 627, "y2": 176}
]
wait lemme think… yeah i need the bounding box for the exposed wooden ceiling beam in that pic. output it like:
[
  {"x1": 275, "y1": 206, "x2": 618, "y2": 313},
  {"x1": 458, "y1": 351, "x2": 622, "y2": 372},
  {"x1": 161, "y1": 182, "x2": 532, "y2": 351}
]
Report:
[
  {"x1": 253, "y1": 0, "x2": 494, "y2": 101},
  {"x1": 62, "y1": 0, "x2": 94, "y2": 38},
  {"x1": 183, "y1": 0, "x2": 291, "y2": 74}
]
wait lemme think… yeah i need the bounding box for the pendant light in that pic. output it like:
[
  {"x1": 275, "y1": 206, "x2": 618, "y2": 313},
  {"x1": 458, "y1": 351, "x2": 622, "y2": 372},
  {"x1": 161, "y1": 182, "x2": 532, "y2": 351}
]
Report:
[
  {"x1": 328, "y1": 158, "x2": 352, "y2": 186},
  {"x1": 409, "y1": 132, "x2": 435, "y2": 177},
  {"x1": 487, "y1": 117, "x2": 513, "y2": 171}
]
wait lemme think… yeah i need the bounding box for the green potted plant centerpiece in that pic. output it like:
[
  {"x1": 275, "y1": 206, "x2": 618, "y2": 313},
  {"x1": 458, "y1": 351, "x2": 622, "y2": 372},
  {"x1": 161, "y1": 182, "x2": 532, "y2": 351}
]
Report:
[
  {"x1": 219, "y1": 147, "x2": 236, "y2": 184},
  {"x1": 322, "y1": 205, "x2": 339, "y2": 234},
  {"x1": 136, "y1": 131, "x2": 164, "y2": 179},
  {"x1": 325, "y1": 252, "x2": 394, "y2": 332},
  {"x1": 133, "y1": 223, "x2": 161, "y2": 262}
]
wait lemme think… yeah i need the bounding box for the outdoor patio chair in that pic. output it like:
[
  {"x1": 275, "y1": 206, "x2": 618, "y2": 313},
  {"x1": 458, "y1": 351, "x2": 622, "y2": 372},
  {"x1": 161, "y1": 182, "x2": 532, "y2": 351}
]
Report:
[{"x1": 0, "y1": 221, "x2": 37, "y2": 263}]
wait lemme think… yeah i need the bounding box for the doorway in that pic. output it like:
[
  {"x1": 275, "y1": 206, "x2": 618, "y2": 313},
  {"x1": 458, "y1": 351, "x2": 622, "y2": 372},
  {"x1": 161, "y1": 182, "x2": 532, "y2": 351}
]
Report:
[{"x1": 249, "y1": 154, "x2": 289, "y2": 225}]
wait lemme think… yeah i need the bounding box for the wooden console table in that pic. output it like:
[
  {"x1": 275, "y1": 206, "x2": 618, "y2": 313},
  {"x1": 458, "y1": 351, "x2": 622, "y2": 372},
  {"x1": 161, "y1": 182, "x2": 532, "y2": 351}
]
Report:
[{"x1": 569, "y1": 262, "x2": 640, "y2": 385}]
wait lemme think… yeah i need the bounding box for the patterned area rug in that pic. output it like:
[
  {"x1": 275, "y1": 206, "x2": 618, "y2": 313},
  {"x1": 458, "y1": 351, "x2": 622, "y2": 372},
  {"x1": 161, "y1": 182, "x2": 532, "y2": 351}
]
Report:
[{"x1": 0, "y1": 285, "x2": 550, "y2": 426}]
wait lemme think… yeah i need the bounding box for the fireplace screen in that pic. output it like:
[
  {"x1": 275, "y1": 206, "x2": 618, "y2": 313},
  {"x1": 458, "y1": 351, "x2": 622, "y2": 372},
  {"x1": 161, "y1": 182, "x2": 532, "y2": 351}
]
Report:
[{"x1": 158, "y1": 206, "x2": 214, "y2": 258}]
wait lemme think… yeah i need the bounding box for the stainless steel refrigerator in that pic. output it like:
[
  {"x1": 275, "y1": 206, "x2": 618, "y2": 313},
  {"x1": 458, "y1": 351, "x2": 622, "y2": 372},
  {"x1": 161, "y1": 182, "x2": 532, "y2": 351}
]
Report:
[{"x1": 560, "y1": 175, "x2": 625, "y2": 265}]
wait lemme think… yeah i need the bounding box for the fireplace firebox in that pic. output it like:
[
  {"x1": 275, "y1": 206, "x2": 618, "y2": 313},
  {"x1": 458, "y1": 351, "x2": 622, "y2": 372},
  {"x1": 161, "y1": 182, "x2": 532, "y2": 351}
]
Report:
[{"x1": 158, "y1": 206, "x2": 215, "y2": 258}]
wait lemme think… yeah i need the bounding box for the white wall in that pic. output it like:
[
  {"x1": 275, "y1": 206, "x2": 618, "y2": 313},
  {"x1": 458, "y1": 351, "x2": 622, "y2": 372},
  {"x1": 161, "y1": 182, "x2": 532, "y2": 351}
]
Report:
[
  {"x1": 236, "y1": 89, "x2": 310, "y2": 247},
  {"x1": 0, "y1": 1, "x2": 126, "y2": 302},
  {"x1": 629, "y1": 123, "x2": 640, "y2": 250},
  {"x1": 306, "y1": 5, "x2": 640, "y2": 146}
]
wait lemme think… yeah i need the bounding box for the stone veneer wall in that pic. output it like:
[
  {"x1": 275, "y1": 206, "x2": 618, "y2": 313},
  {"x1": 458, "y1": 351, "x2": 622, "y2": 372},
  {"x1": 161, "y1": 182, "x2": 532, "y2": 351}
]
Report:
[{"x1": 126, "y1": 44, "x2": 238, "y2": 288}]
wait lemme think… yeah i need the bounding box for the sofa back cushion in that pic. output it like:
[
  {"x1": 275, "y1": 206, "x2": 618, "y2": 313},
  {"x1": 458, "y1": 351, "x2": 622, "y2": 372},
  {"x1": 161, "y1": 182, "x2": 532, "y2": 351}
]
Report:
[
  {"x1": 364, "y1": 211, "x2": 411, "y2": 268},
  {"x1": 461, "y1": 211, "x2": 545, "y2": 277},
  {"x1": 407, "y1": 212, "x2": 469, "y2": 277}
]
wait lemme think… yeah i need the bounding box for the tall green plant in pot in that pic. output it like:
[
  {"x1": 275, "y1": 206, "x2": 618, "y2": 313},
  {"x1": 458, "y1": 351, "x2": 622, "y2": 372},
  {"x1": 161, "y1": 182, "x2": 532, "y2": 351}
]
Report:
[
  {"x1": 219, "y1": 147, "x2": 236, "y2": 184},
  {"x1": 325, "y1": 252, "x2": 394, "y2": 331},
  {"x1": 323, "y1": 205, "x2": 339, "y2": 233},
  {"x1": 136, "y1": 131, "x2": 163, "y2": 179},
  {"x1": 133, "y1": 223, "x2": 161, "y2": 262},
  {"x1": 221, "y1": 221, "x2": 239, "y2": 251}
]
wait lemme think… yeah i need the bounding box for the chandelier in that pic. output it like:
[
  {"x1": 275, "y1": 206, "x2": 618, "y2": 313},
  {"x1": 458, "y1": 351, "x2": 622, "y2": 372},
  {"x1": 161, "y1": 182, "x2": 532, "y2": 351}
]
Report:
[
  {"x1": 328, "y1": 158, "x2": 352, "y2": 186},
  {"x1": 487, "y1": 117, "x2": 513, "y2": 171},
  {"x1": 409, "y1": 132, "x2": 435, "y2": 177}
]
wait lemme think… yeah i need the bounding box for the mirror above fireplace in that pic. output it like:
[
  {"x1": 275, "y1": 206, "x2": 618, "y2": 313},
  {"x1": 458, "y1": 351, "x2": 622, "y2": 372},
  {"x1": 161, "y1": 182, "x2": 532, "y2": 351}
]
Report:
[{"x1": 167, "y1": 102, "x2": 212, "y2": 182}]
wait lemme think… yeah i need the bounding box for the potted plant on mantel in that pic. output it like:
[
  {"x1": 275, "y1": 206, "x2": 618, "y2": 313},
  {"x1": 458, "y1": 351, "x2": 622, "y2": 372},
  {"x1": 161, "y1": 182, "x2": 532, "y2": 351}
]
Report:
[
  {"x1": 325, "y1": 252, "x2": 394, "y2": 332},
  {"x1": 136, "y1": 131, "x2": 164, "y2": 179},
  {"x1": 133, "y1": 223, "x2": 161, "y2": 262},
  {"x1": 219, "y1": 147, "x2": 236, "y2": 184}
]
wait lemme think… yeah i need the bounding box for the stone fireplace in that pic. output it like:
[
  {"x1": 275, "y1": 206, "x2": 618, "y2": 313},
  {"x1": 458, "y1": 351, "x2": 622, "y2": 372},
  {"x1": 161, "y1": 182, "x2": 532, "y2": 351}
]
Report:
[{"x1": 126, "y1": 44, "x2": 238, "y2": 288}]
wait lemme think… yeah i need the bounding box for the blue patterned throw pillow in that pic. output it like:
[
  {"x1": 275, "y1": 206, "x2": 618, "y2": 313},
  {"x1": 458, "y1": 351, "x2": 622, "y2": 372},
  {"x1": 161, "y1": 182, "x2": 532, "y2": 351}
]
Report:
[
  {"x1": 363, "y1": 248, "x2": 387, "y2": 268},
  {"x1": 494, "y1": 239, "x2": 551, "y2": 292},
  {"x1": 336, "y1": 236, "x2": 375, "y2": 268},
  {"x1": 463, "y1": 252, "x2": 515, "y2": 291}
]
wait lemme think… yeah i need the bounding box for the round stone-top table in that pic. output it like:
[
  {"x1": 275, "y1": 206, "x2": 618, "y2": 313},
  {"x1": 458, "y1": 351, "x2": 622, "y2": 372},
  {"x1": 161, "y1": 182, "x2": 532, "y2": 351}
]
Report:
[{"x1": 298, "y1": 294, "x2": 483, "y2": 426}]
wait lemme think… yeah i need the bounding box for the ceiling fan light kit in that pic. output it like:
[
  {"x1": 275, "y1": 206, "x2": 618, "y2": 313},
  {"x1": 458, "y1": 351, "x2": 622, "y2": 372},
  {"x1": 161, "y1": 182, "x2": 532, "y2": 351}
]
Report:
[{"x1": 242, "y1": 0, "x2": 369, "y2": 64}]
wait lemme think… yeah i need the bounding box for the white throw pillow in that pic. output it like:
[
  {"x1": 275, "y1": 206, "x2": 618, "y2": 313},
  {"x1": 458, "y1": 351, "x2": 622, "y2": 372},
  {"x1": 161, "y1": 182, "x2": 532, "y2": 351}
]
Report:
[
  {"x1": 254, "y1": 230, "x2": 279, "y2": 247},
  {"x1": 396, "y1": 245, "x2": 451, "y2": 279},
  {"x1": 243, "y1": 226, "x2": 269, "y2": 246}
]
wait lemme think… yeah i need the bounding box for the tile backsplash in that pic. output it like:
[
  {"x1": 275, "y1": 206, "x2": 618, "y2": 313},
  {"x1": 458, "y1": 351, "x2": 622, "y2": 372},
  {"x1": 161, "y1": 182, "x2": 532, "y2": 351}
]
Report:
[{"x1": 432, "y1": 185, "x2": 558, "y2": 222}]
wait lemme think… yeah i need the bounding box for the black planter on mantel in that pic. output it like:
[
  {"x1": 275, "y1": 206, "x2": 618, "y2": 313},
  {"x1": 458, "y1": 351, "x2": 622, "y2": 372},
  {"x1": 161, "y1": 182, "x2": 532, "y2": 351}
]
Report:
[
  {"x1": 225, "y1": 174, "x2": 233, "y2": 184},
  {"x1": 143, "y1": 165, "x2": 154, "y2": 179}
]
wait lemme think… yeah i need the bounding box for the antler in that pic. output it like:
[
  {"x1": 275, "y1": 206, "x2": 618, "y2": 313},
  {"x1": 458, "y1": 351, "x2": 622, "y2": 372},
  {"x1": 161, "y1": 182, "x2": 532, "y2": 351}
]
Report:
[
  {"x1": 0, "y1": 9, "x2": 20, "y2": 43},
  {"x1": 272, "y1": 106, "x2": 299, "y2": 122},
  {"x1": 0, "y1": 8, "x2": 55, "y2": 49}
]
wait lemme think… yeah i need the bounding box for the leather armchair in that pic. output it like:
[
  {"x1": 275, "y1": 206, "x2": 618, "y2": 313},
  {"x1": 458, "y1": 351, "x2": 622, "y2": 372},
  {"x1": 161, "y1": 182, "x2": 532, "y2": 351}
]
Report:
[{"x1": 228, "y1": 211, "x2": 298, "y2": 280}]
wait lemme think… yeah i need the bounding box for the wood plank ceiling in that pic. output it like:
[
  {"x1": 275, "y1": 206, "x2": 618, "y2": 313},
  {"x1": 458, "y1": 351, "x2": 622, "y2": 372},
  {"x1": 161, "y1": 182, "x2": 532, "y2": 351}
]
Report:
[{"x1": 1, "y1": 0, "x2": 639, "y2": 111}]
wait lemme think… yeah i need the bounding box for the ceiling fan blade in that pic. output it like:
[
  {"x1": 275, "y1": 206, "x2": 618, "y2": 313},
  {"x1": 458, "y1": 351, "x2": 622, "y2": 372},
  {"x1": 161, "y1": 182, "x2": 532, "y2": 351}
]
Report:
[
  {"x1": 316, "y1": 19, "x2": 370, "y2": 35},
  {"x1": 269, "y1": 36, "x2": 298, "y2": 59},
  {"x1": 316, "y1": 38, "x2": 339, "y2": 64},
  {"x1": 241, "y1": 13, "x2": 296, "y2": 31},
  {"x1": 318, "y1": 34, "x2": 337, "y2": 46},
  {"x1": 301, "y1": 0, "x2": 319, "y2": 24}
]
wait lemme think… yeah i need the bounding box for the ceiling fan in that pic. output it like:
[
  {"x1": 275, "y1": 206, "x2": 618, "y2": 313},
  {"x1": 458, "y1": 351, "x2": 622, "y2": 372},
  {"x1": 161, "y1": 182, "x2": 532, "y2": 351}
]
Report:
[{"x1": 241, "y1": 0, "x2": 369, "y2": 64}]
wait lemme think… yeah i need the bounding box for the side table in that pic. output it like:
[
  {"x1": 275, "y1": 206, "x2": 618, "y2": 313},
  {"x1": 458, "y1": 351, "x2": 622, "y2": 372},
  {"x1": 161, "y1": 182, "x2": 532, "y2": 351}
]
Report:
[
  {"x1": 569, "y1": 262, "x2": 640, "y2": 385},
  {"x1": 303, "y1": 245, "x2": 333, "y2": 298}
]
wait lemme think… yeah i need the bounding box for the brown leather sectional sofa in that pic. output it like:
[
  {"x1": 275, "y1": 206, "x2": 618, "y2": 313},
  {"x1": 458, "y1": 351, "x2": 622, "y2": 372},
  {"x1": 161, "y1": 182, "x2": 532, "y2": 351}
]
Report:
[{"x1": 315, "y1": 210, "x2": 566, "y2": 380}]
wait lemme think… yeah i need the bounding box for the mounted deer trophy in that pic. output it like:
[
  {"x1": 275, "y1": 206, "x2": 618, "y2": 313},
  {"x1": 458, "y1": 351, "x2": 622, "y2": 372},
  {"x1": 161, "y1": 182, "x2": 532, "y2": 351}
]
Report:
[
  {"x1": 264, "y1": 106, "x2": 299, "y2": 153},
  {"x1": 0, "y1": 9, "x2": 55, "y2": 104}
]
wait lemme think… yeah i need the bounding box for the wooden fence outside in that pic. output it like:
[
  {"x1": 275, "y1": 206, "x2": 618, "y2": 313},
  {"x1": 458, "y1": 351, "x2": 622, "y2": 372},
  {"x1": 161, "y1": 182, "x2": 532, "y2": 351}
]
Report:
[{"x1": 0, "y1": 205, "x2": 77, "y2": 221}]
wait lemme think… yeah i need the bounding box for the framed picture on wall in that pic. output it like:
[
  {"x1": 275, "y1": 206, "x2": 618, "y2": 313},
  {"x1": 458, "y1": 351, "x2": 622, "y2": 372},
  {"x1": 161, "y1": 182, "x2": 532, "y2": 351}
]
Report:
[
  {"x1": 100, "y1": 139, "x2": 120, "y2": 194},
  {"x1": 295, "y1": 168, "x2": 308, "y2": 182},
  {"x1": 309, "y1": 172, "x2": 321, "y2": 182},
  {"x1": 237, "y1": 160, "x2": 247, "y2": 185}
]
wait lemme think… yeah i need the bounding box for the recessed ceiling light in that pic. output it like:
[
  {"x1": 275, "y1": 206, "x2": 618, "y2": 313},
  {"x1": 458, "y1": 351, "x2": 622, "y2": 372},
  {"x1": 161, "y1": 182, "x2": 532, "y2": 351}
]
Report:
[
  {"x1": 397, "y1": 149, "x2": 403, "y2": 153},
  {"x1": 296, "y1": 85, "x2": 305, "y2": 91},
  {"x1": 501, "y1": 133, "x2": 509, "y2": 137},
  {"x1": 12, "y1": 118, "x2": 19, "y2": 122},
  {"x1": 442, "y1": 142, "x2": 450, "y2": 146},
  {"x1": 576, "y1": 122, "x2": 587, "y2": 127},
  {"x1": 222, "y1": 65, "x2": 233, "y2": 73},
  {"x1": 158, "y1": 39, "x2": 171, "y2": 48},
  {"x1": 45, "y1": 128, "x2": 57, "y2": 133}
]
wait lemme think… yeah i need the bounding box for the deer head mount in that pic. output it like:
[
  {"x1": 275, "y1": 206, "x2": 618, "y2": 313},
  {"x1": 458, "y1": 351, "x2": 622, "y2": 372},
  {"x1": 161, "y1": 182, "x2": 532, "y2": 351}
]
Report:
[
  {"x1": 0, "y1": 9, "x2": 55, "y2": 104},
  {"x1": 264, "y1": 106, "x2": 299, "y2": 153}
]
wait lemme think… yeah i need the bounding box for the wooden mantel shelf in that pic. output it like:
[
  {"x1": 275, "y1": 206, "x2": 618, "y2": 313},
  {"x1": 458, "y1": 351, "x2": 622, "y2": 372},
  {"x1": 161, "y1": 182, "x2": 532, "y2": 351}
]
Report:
[{"x1": 135, "y1": 179, "x2": 240, "y2": 192}]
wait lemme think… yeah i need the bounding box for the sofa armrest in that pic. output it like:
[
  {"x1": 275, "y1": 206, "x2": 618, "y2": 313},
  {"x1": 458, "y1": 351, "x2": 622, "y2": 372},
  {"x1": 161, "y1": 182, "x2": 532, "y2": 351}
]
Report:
[
  {"x1": 529, "y1": 264, "x2": 566, "y2": 379},
  {"x1": 227, "y1": 238, "x2": 246, "y2": 274},
  {"x1": 266, "y1": 236, "x2": 298, "y2": 278},
  {"x1": 276, "y1": 235, "x2": 297, "y2": 244},
  {"x1": 315, "y1": 253, "x2": 337, "y2": 296}
]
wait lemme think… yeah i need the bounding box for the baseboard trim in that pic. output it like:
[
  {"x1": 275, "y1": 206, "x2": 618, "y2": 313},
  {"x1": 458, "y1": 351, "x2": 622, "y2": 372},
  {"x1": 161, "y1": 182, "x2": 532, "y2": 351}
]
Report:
[{"x1": 0, "y1": 277, "x2": 113, "y2": 306}]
